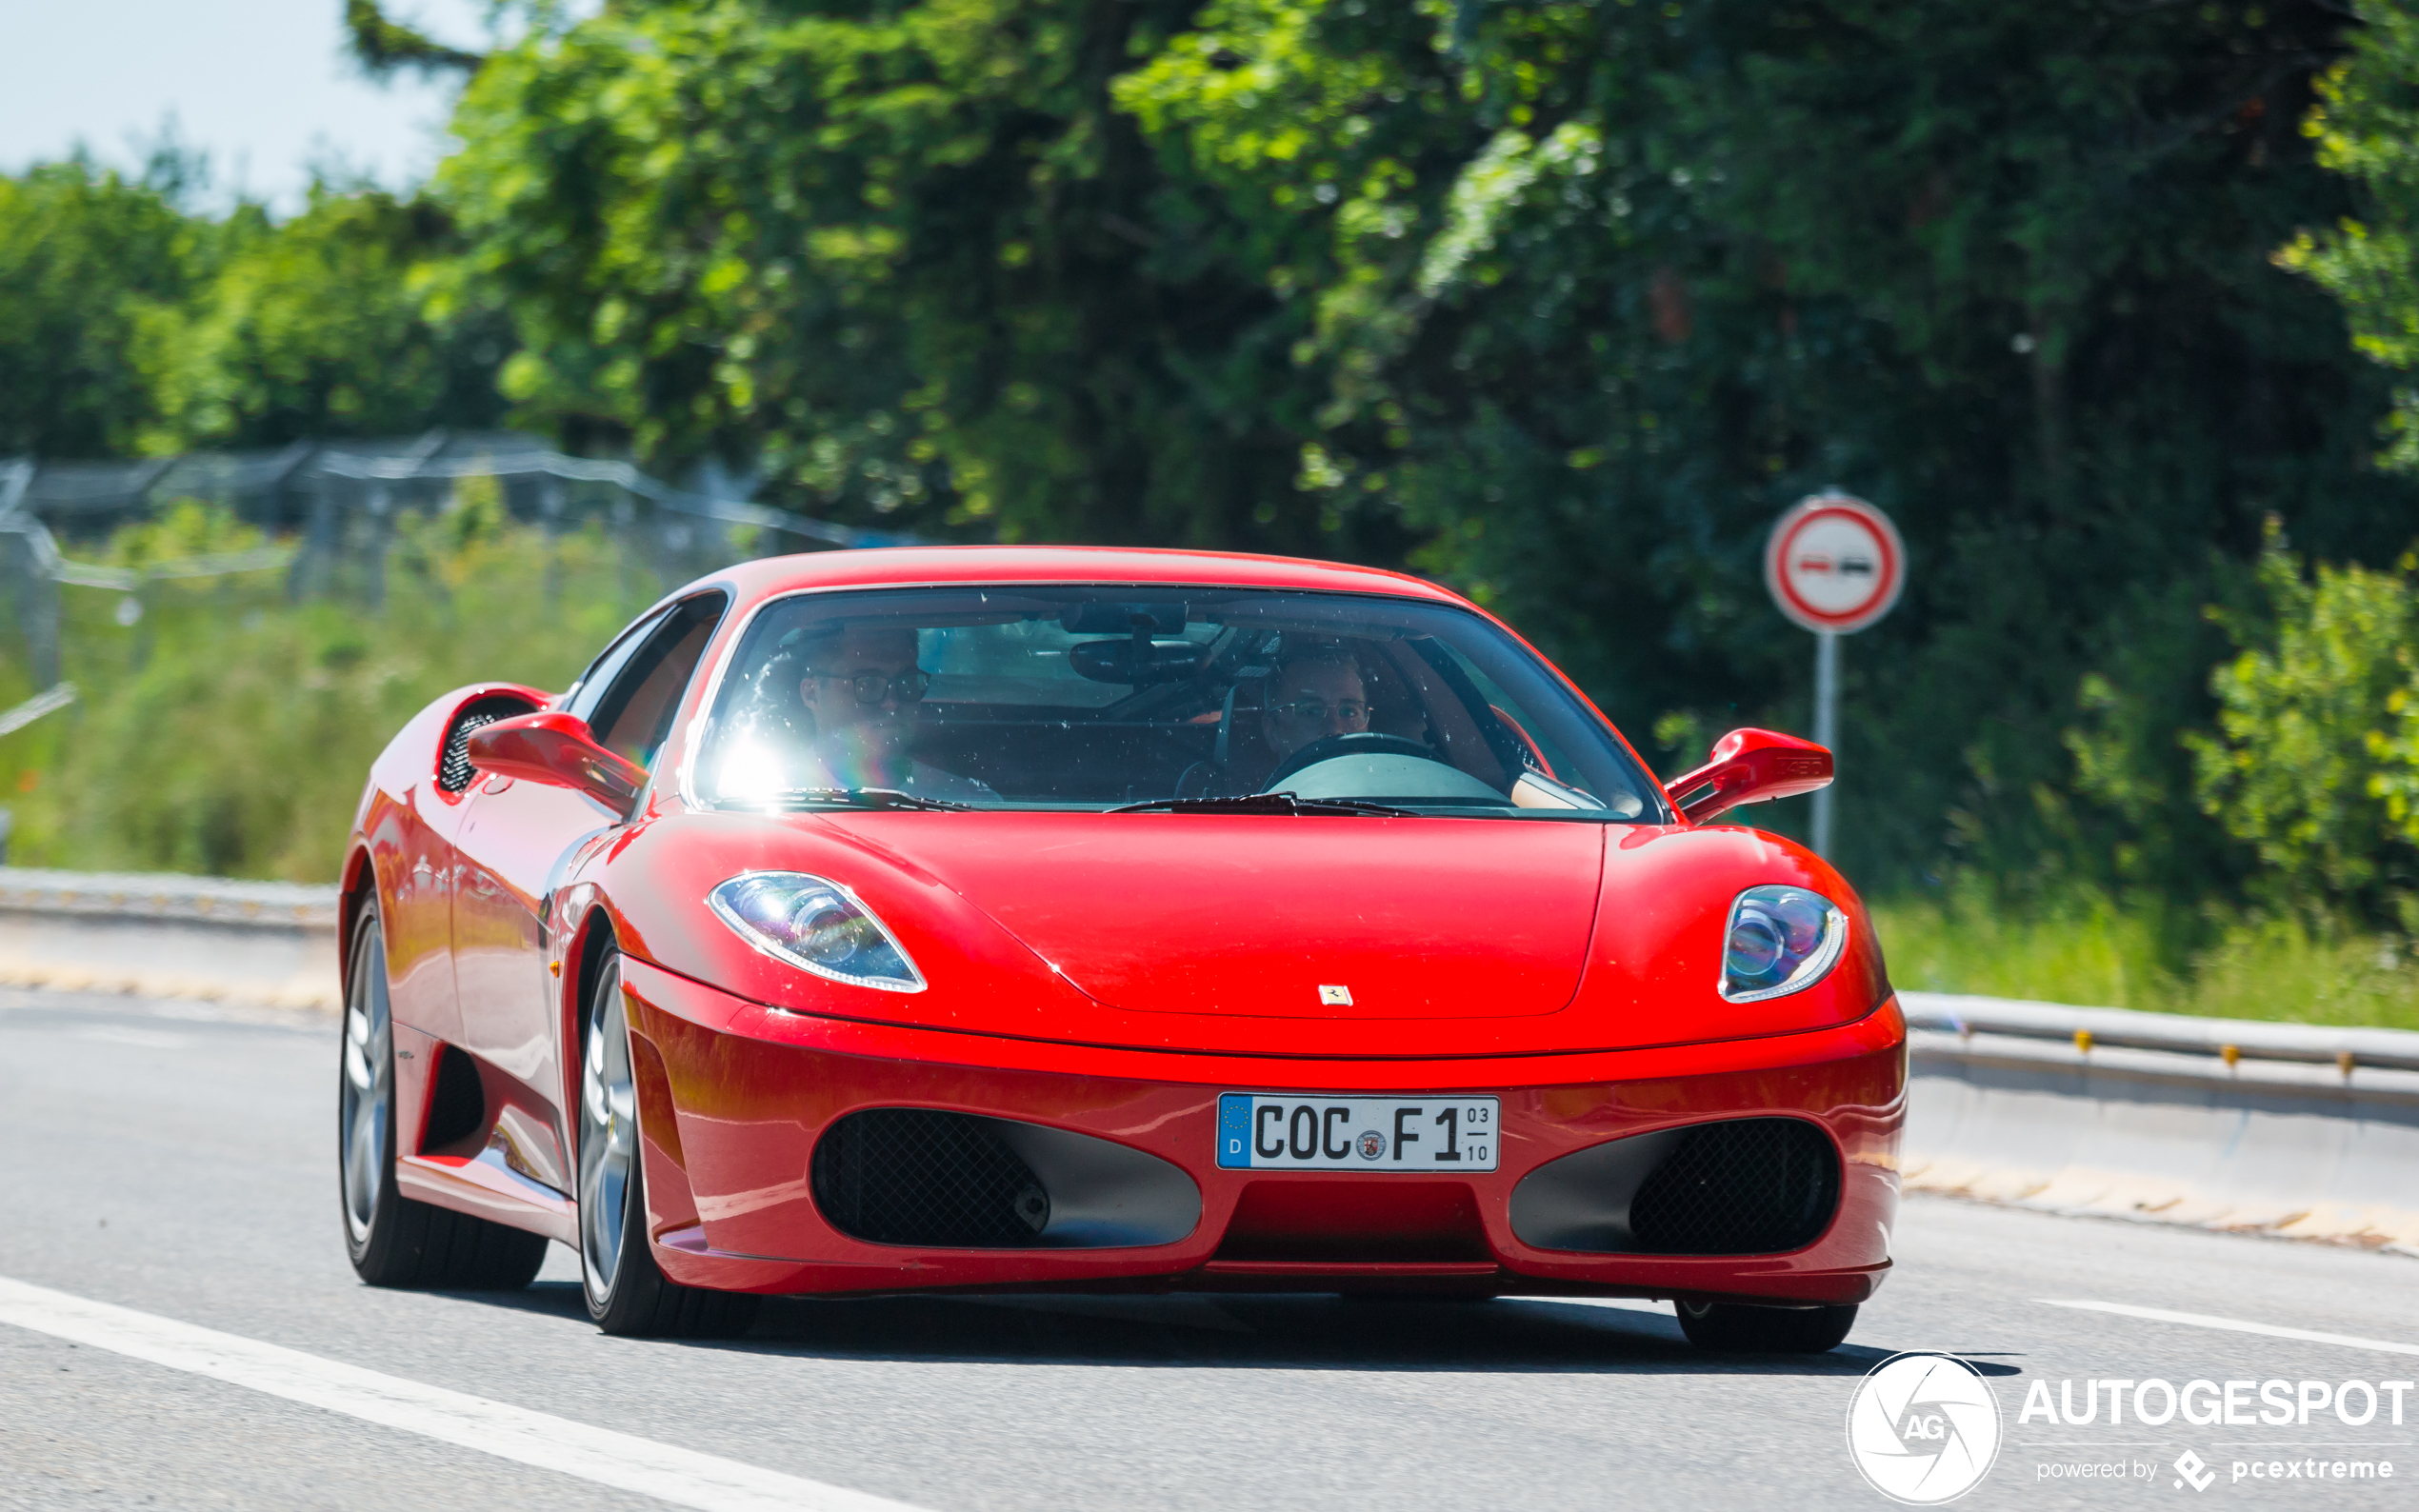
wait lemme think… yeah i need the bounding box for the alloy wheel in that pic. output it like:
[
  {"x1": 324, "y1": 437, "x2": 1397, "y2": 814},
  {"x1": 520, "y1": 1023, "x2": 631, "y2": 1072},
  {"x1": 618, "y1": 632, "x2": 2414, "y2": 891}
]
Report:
[
  {"x1": 339, "y1": 923, "x2": 392, "y2": 1245},
  {"x1": 579, "y1": 956, "x2": 638, "y2": 1307}
]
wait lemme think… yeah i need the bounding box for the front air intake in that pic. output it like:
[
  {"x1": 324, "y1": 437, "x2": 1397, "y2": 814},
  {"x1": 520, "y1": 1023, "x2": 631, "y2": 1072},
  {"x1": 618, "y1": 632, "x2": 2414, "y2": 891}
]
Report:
[
  {"x1": 1627, "y1": 1117, "x2": 1840, "y2": 1254},
  {"x1": 1508, "y1": 1115, "x2": 1842, "y2": 1256},
  {"x1": 810, "y1": 1109, "x2": 1051, "y2": 1247}
]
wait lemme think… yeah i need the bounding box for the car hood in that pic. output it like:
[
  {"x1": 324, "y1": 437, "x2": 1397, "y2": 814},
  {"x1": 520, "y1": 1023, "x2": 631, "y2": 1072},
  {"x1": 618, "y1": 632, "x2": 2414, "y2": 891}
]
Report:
[
  {"x1": 606, "y1": 811, "x2": 1884, "y2": 1058},
  {"x1": 843, "y1": 814, "x2": 1605, "y2": 1021}
]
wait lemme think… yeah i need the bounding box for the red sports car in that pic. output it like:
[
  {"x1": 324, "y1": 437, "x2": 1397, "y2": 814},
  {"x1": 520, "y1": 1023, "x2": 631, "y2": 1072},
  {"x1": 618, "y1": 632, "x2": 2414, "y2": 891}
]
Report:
[{"x1": 337, "y1": 547, "x2": 1901, "y2": 1348}]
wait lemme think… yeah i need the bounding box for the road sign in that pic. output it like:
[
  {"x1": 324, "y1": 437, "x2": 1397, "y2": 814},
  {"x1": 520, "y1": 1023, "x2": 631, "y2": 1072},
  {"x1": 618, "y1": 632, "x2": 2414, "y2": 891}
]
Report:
[
  {"x1": 1763, "y1": 492, "x2": 1905, "y2": 859},
  {"x1": 1764, "y1": 493, "x2": 1904, "y2": 636}
]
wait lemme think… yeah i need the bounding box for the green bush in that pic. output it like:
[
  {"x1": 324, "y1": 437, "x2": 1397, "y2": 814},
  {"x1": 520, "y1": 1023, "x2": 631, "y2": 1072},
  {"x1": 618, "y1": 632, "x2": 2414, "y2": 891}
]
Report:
[{"x1": 2185, "y1": 523, "x2": 2419, "y2": 920}]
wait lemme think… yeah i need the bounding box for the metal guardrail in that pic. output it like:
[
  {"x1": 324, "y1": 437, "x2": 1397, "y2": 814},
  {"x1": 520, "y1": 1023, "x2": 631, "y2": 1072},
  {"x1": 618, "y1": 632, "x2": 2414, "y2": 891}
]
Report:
[
  {"x1": 0, "y1": 867, "x2": 340, "y2": 930},
  {"x1": 0, "y1": 867, "x2": 341, "y2": 1010},
  {"x1": 1899, "y1": 990, "x2": 2419, "y2": 1251},
  {"x1": 1899, "y1": 989, "x2": 2419, "y2": 1076}
]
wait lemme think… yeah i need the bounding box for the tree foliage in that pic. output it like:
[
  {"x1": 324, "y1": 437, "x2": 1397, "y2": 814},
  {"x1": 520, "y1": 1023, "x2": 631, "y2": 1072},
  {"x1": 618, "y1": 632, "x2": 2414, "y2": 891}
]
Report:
[
  {"x1": 137, "y1": 186, "x2": 513, "y2": 449},
  {"x1": 2187, "y1": 526, "x2": 2419, "y2": 917},
  {"x1": 2278, "y1": 0, "x2": 2419, "y2": 468},
  {"x1": 1123, "y1": 0, "x2": 2400, "y2": 901},
  {"x1": 429, "y1": 0, "x2": 1391, "y2": 556},
  {"x1": 0, "y1": 155, "x2": 210, "y2": 457},
  {"x1": 343, "y1": 0, "x2": 483, "y2": 78},
  {"x1": 0, "y1": 156, "x2": 510, "y2": 458}
]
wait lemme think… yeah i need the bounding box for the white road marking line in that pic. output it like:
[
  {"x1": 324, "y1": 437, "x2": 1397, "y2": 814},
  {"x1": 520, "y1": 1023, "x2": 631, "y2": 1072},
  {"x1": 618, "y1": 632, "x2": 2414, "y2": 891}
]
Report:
[
  {"x1": 2038, "y1": 1299, "x2": 2419, "y2": 1359},
  {"x1": 0, "y1": 1276, "x2": 930, "y2": 1512},
  {"x1": 1506, "y1": 1296, "x2": 1670, "y2": 1316}
]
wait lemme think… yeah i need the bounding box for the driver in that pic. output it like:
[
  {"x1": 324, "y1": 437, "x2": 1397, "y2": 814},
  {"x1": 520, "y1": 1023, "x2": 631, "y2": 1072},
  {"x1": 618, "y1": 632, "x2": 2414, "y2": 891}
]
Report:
[
  {"x1": 786, "y1": 624, "x2": 990, "y2": 800},
  {"x1": 1260, "y1": 649, "x2": 1371, "y2": 767}
]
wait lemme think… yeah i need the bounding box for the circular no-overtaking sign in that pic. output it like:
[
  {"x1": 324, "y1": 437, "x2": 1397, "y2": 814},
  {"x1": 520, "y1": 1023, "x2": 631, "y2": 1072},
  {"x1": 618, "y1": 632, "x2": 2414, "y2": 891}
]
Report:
[{"x1": 1765, "y1": 492, "x2": 1905, "y2": 635}]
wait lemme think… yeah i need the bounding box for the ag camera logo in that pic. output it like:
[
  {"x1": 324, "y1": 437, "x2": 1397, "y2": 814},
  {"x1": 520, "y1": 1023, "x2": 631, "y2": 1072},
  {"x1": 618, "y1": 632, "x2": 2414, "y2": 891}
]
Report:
[{"x1": 1847, "y1": 1352, "x2": 2004, "y2": 1504}]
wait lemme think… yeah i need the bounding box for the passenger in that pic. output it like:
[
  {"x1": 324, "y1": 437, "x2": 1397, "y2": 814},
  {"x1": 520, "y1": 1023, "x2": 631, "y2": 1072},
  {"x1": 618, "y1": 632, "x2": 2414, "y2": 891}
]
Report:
[
  {"x1": 784, "y1": 625, "x2": 990, "y2": 800},
  {"x1": 1259, "y1": 650, "x2": 1372, "y2": 769}
]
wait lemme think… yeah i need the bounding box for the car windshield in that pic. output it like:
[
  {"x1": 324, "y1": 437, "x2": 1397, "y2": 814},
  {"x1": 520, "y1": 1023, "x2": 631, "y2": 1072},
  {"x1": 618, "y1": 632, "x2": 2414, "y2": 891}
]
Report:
[{"x1": 688, "y1": 585, "x2": 1663, "y2": 821}]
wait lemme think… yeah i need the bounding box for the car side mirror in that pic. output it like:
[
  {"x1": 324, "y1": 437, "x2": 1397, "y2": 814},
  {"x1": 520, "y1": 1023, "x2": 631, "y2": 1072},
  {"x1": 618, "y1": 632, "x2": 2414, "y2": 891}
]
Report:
[
  {"x1": 464, "y1": 711, "x2": 648, "y2": 819},
  {"x1": 1664, "y1": 727, "x2": 1832, "y2": 826}
]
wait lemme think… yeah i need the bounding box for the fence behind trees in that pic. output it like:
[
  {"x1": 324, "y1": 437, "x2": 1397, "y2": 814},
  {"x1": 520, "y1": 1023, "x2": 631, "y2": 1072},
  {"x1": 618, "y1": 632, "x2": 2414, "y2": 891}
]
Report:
[{"x1": 0, "y1": 430, "x2": 911, "y2": 699}]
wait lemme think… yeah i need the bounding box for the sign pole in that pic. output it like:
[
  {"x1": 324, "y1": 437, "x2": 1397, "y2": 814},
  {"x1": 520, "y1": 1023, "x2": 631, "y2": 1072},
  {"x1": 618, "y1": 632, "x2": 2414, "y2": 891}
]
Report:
[{"x1": 1810, "y1": 630, "x2": 1838, "y2": 858}]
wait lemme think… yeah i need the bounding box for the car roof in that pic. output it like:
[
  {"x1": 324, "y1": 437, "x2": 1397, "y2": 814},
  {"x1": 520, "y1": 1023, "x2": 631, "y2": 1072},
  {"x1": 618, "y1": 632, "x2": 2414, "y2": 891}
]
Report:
[{"x1": 704, "y1": 545, "x2": 1469, "y2": 609}]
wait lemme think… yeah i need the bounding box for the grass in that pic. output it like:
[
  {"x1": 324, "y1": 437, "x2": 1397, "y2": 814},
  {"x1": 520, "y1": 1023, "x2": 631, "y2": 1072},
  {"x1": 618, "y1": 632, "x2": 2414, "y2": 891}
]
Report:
[
  {"x1": 1871, "y1": 884, "x2": 2419, "y2": 1031},
  {"x1": 0, "y1": 493, "x2": 658, "y2": 881}
]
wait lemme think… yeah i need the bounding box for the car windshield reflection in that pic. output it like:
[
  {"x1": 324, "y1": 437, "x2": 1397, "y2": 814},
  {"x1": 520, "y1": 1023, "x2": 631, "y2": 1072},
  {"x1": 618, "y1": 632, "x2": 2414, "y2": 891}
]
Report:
[{"x1": 690, "y1": 586, "x2": 1659, "y2": 821}]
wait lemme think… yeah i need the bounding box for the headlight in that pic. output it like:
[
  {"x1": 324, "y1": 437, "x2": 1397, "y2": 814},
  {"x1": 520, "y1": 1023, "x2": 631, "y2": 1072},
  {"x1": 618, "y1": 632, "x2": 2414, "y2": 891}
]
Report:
[
  {"x1": 1719, "y1": 885, "x2": 1847, "y2": 1002},
  {"x1": 707, "y1": 873, "x2": 926, "y2": 993}
]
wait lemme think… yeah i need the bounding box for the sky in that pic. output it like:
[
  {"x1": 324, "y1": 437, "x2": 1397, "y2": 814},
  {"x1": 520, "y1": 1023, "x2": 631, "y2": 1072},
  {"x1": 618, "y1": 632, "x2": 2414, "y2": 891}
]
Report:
[{"x1": 0, "y1": 0, "x2": 493, "y2": 213}]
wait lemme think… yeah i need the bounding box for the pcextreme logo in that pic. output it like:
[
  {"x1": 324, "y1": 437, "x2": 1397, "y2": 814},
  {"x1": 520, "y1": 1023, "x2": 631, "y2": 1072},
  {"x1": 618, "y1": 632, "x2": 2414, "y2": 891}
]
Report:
[{"x1": 1846, "y1": 1352, "x2": 2005, "y2": 1504}]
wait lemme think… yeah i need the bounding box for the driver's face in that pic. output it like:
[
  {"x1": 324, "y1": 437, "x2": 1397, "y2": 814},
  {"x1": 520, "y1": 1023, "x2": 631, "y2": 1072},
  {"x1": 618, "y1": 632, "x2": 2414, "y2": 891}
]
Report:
[
  {"x1": 798, "y1": 627, "x2": 922, "y2": 744},
  {"x1": 1263, "y1": 660, "x2": 1369, "y2": 762}
]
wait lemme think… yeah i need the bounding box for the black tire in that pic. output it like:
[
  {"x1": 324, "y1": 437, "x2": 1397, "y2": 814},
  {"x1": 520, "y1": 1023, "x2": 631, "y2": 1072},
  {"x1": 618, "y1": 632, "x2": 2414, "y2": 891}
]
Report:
[
  {"x1": 578, "y1": 945, "x2": 760, "y2": 1340},
  {"x1": 1675, "y1": 1300, "x2": 1858, "y2": 1353},
  {"x1": 340, "y1": 902, "x2": 549, "y2": 1290}
]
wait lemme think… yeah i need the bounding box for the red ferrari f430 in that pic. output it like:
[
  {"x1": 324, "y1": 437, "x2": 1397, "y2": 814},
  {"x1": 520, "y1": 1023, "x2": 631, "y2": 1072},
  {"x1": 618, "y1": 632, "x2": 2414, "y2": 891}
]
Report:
[{"x1": 338, "y1": 547, "x2": 1902, "y2": 1349}]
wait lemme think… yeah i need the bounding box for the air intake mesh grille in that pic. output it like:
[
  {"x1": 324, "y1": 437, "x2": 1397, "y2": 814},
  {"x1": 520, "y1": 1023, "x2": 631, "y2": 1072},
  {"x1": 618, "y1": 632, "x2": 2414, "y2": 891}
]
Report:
[
  {"x1": 1628, "y1": 1117, "x2": 1839, "y2": 1255},
  {"x1": 437, "y1": 696, "x2": 537, "y2": 793},
  {"x1": 810, "y1": 1109, "x2": 1050, "y2": 1248}
]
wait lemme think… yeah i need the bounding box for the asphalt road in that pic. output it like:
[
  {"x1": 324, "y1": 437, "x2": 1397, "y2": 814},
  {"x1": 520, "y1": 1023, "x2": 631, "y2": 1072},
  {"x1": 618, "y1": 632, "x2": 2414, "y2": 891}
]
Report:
[{"x1": 4, "y1": 985, "x2": 2417, "y2": 1511}]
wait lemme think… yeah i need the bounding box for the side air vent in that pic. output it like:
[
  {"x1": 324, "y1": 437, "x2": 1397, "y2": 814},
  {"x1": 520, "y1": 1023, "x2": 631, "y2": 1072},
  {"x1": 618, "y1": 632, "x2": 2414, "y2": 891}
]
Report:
[
  {"x1": 810, "y1": 1108, "x2": 1200, "y2": 1250},
  {"x1": 1509, "y1": 1116, "x2": 1841, "y2": 1257},
  {"x1": 437, "y1": 695, "x2": 539, "y2": 793},
  {"x1": 418, "y1": 1044, "x2": 487, "y2": 1152}
]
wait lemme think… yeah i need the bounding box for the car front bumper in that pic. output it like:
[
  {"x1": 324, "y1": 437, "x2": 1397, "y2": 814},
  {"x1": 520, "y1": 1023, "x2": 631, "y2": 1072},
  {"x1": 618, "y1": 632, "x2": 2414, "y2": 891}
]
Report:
[{"x1": 619, "y1": 956, "x2": 1905, "y2": 1306}]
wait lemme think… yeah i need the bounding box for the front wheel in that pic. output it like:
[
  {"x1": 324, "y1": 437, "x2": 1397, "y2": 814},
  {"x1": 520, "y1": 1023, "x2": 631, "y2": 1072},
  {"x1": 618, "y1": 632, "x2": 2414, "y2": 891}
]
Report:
[
  {"x1": 578, "y1": 946, "x2": 759, "y2": 1339},
  {"x1": 1675, "y1": 1301, "x2": 1857, "y2": 1354},
  {"x1": 339, "y1": 902, "x2": 547, "y2": 1290}
]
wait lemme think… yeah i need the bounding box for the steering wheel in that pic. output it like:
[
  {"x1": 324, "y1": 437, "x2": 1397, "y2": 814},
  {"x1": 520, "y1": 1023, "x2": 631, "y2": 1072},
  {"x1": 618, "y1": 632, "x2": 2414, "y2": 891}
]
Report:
[{"x1": 1259, "y1": 731, "x2": 1449, "y2": 791}]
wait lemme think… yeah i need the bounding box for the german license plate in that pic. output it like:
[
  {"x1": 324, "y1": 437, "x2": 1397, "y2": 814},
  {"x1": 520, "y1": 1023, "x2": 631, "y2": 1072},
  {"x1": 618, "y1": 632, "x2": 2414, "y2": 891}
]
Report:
[{"x1": 1215, "y1": 1094, "x2": 1499, "y2": 1171}]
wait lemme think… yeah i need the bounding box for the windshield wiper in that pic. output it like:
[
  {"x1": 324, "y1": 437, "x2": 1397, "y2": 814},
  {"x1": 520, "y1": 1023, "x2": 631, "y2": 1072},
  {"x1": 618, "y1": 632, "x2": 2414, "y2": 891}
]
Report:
[
  {"x1": 769, "y1": 786, "x2": 974, "y2": 811},
  {"x1": 1109, "y1": 791, "x2": 1412, "y2": 817}
]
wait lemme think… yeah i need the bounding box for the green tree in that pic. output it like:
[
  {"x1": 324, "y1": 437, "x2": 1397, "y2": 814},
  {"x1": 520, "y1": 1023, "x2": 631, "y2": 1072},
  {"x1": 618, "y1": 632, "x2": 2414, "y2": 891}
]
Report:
[
  {"x1": 2277, "y1": 0, "x2": 2419, "y2": 468},
  {"x1": 1127, "y1": 0, "x2": 2405, "y2": 901},
  {"x1": 423, "y1": 0, "x2": 1388, "y2": 554},
  {"x1": 0, "y1": 154, "x2": 210, "y2": 457},
  {"x1": 138, "y1": 184, "x2": 512, "y2": 450}
]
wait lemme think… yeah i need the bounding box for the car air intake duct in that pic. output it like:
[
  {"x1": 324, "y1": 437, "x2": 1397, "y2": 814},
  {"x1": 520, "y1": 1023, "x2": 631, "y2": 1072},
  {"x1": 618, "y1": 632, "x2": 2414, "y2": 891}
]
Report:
[
  {"x1": 1508, "y1": 1116, "x2": 1841, "y2": 1256},
  {"x1": 810, "y1": 1108, "x2": 1201, "y2": 1250}
]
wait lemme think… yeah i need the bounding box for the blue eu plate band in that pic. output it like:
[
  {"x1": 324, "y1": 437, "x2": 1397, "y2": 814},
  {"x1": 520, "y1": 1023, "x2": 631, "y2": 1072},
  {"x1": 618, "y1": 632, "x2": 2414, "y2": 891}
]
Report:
[{"x1": 1216, "y1": 1093, "x2": 1253, "y2": 1169}]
